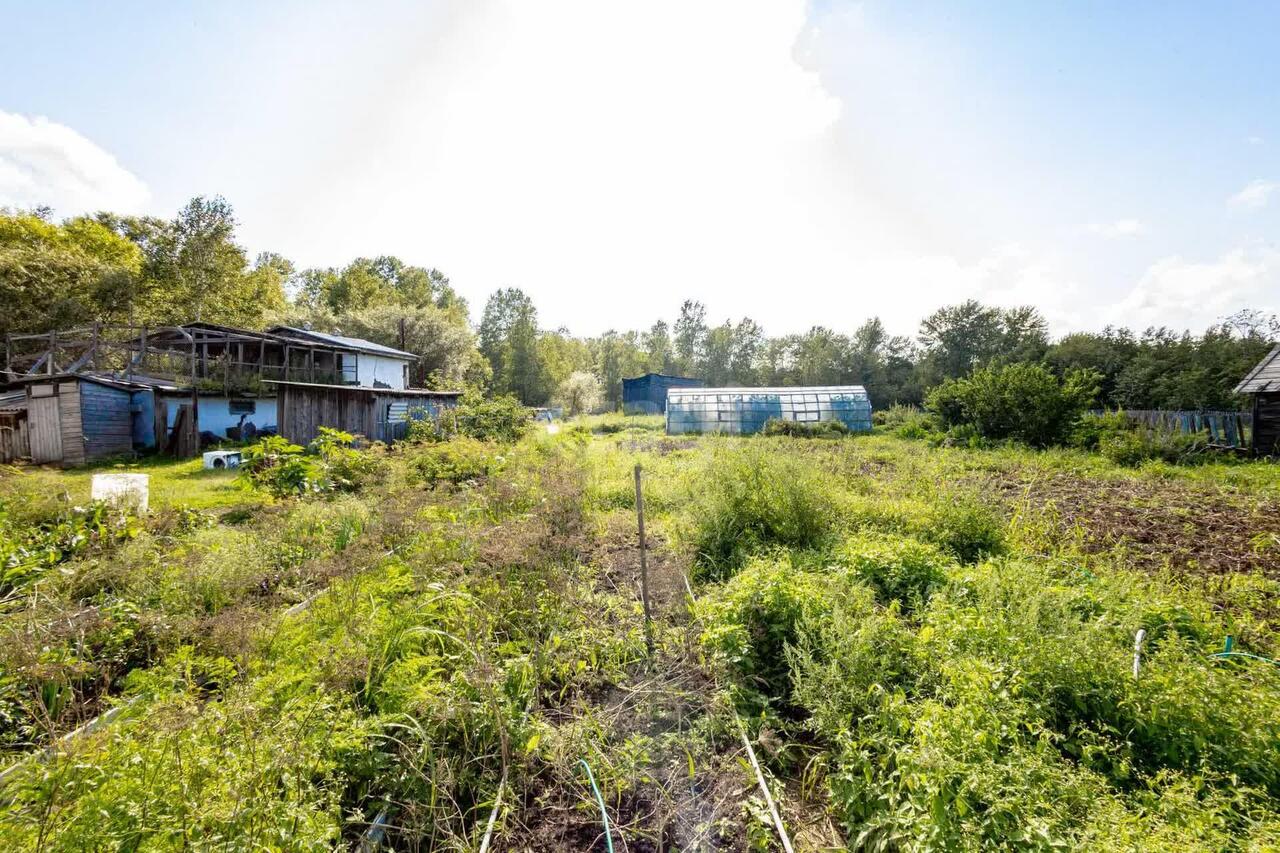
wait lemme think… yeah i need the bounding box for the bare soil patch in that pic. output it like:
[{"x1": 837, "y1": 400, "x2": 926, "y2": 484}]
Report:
[{"x1": 993, "y1": 472, "x2": 1280, "y2": 578}]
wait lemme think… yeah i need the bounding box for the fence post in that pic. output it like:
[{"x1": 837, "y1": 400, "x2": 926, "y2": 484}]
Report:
[{"x1": 634, "y1": 464, "x2": 655, "y2": 659}]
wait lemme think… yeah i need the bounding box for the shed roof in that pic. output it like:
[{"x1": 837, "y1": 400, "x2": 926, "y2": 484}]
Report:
[
  {"x1": 1235, "y1": 345, "x2": 1280, "y2": 394},
  {"x1": 263, "y1": 380, "x2": 461, "y2": 397},
  {"x1": 267, "y1": 326, "x2": 416, "y2": 360},
  {"x1": 0, "y1": 372, "x2": 148, "y2": 393}
]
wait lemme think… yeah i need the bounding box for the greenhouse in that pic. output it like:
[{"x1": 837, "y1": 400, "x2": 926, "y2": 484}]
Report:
[{"x1": 665, "y1": 385, "x2": 873, "y2": 435}]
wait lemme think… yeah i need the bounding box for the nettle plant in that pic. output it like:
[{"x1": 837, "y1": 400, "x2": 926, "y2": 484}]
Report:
[{"x1": 240, "y1": 428, "x2": 382, "y2": 497}]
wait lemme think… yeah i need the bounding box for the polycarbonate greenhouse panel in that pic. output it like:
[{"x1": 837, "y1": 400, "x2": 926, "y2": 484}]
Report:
[{"x1": 665, "y1": 386, "x2": 872, "y2": 435}]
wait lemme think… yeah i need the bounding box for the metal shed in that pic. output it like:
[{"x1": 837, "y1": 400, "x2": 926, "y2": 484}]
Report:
[
  {"x1": 622, "y1": 373, "x2": 704, "y2": 414},
  {"x1": 1235, "y1": 345, "x2": 1280, "y2": 457},
  {"x1": 665, "y1": 385, "x2": 873, "y2": 435}
]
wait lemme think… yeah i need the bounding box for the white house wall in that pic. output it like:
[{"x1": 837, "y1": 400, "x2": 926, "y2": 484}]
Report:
[{"x1": 356, "y1": 354, "x2": 409, "y2": 390}]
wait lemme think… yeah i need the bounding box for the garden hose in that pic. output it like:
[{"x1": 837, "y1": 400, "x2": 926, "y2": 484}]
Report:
[
  {"x1": 1210, "y1": 636, "x2": 1280, "y2": 669},
  {"x1": 579, "y1": 758, "x2": 615, "y2": 853}
]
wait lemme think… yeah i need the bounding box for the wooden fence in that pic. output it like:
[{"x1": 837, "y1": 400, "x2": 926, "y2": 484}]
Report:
[{"x1": 1092, "y1": 410, "x2": 1253, "y2": 449}]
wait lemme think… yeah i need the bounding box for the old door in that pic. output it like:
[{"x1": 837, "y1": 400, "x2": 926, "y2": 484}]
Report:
[{"x1": 28, "y1": 388, "x2": 63, "y2": 463}]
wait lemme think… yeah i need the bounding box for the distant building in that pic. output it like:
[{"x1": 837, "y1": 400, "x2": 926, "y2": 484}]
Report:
[
  {"x1": 1, "y1": 320, "x2": 450, "y2": 465},
  {"x1": 665, "y1": 385, "x2": 873, "y2": 435},
  {"x1": 622, "y1": 373, "x2": 704, "y2": 414},
  {"x1": 1235, "y1": 344, "x2": 1280, "y2": 456}
]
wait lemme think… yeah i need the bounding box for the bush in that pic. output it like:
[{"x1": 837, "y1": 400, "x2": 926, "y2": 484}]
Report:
[
  {"x1": 686, "y1": 446, "x2": 842, "y2": 580},
  {"x1": 0, "y1": 501, "x2": 140, "y2": 592},
  {"x1": 410, "y1": 438, "x2": 502, "y2": 486},
  {"x1": 762, "y1": 418, "x2": 850, "y2": 438},
  {"x1": 240, "y1": 429, "x2": 381, "y2": 497},
  {"x1": 829, "y1": 533, "x2": 953, "y2": 608},
  {"x1": 438, "y1": 391, "x2": 531, "y2": 443},
  {"x1": 696, "y1": 555, "x2": 862, "y2": 714},
  {"x1": 926, "y1": 363, "x2": 1100, "y2": 447}
]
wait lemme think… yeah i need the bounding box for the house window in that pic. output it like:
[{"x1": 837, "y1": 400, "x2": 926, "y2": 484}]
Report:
[{"x1": 229, "y1": 399, "x2": 256, "y2": 415}]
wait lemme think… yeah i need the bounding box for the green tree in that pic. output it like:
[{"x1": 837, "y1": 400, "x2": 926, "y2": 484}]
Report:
[
  {"x1": 553, "y1": 370, "x2": 603, "y2": 415},
  {"x1": 643, "y1": 320, "x2": 676, "y2": 374},
  {"x1": 674, "y1": 300, "x2": 708, "y2": 377},
  {"x1": 918, "y1": 301, "x2": 1047, "y2": 382},
  {"x1": 478, "y1": 288, "x2": 544, "y2": 403},
  {"x1": 0, "y1": 211, "x2": 142, "y2": 336}
]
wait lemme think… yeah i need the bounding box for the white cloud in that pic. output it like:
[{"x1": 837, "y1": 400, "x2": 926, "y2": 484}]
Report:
[
  {"x1": 1246, "y1": 135, "x2": 1264, "y2": 146},
  {"x1": 1086, "y1": 219, "x2": 1146, "y2": 239},
  {"x1": 1228, "y1": 179, "x2": 1278, "y2": 209},
  {"x1": 0, "y1": 111, "x2": 149, "y2": 215},
  {"x1": 1108, "y1": 247, "x2": 1280, "y2": 331}
]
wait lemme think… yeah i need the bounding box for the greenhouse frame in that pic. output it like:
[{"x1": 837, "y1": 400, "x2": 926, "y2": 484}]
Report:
[{"x1": 665, "y1": 385, "x2": 873, "y2": 435}]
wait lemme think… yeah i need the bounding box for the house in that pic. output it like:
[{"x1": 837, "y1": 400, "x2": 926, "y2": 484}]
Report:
[
  {"x1": 621, "y1": 373, "x2": 704, "y2": 414},
  {"x1": 267, "y1": 326, "x2": 415, "y2": 389},
  {"x1": 1, "y1": 321, "x2": 444, "y2": 465},
  {"x1": 665, "y1": 385, "x2": 873, "y2": 435},
  {"x1": 1235, "y1": 345, "x2": 1280, "y2": 457}
]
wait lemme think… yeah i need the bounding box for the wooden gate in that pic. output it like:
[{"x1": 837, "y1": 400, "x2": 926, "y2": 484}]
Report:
[{"x1": 27, "y1": 390, "x2": 63, "y2": 463}]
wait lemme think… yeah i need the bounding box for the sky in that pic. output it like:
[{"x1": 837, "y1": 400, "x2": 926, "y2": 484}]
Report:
[{"x1": 1, "y1": 0, "x2": 1278, "y2": 338}]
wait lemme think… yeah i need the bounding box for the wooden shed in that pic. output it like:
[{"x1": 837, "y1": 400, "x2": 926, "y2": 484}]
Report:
[
  {"x1": 1235, "y1": 345, "x2": 1280, "y2": 457},
  {"x1": 0, "y1": 388, "x2": 28, "y2": 464},
  {"x1": 15, "y1": 375, "x2": 141, "y2": 466},
  {"x1": 268, "y1": 381, "x2": 461, "y2": 445}
]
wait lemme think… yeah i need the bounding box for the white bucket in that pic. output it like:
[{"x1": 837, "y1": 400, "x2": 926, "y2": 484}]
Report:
[{"x1": 91, "y1": 473, "x2": 150, "y2": 514}]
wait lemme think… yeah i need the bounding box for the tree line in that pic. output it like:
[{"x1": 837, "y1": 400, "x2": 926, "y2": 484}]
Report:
[
  {"x1": 3, "y1": 199, "x2": 1276, "y2": 411},
  {"x1": 478, "y1": 291, "x2": 1278, "y2": 412}
]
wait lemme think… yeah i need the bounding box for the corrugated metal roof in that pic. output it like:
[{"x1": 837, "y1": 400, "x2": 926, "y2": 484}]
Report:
[
  {"x1": 667, "y1": 385, "x2": 869, "y2": 397},
  {"x1": 268, "y1": 326, "x2": 416, "y2": 360},
  {"x1": 1235, "y1": 345, "x2": 1280, "y2": 394},
  {"x1": 263, "y1": 380, "x2": 460, "y2": 397}
]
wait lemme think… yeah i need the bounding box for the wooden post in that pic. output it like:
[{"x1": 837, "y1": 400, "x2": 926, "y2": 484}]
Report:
[
  {"x1": 47, "y1": 330, "x2": 56, "y2": 375},
  {"x1": 634, "y1": 464, "x2": 654, "y2": 659}
]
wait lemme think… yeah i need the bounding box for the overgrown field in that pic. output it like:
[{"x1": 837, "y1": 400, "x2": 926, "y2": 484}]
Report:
[{"x1": 1, "y1": 419, "x2": 1278, "y2": 850}]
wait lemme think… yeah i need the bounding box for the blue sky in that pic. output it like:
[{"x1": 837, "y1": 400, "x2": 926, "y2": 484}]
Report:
[{"x1": 1, "y1": 0, "x2": 1277, "y2": 336}]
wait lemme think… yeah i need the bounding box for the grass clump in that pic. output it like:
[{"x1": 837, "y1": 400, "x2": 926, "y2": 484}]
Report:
[
  {"x1": 685, "y1": 444, "x2": 842, "y2": 581},
  {"x1": 921, "y1": 490, "x2": 1006, "y2": 563},
  {"x1": 828, "y1": 532, "x2": 953, "y2": 608},
  {"x1": 761, "y1": 418, "x2": 851, "y2": 439},
  {"x1": 408, "y1": 437, "x2": 502, "y2": 486}
]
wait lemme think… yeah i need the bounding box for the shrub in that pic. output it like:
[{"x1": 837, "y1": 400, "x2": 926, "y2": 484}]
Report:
[
  {"x1": 410, "y1": 438, "x2": 501, "y2": 486},
  {"x1": 439, "y1": 390, "x2": 531, "y2": 443},
  {"x1": 926, "y1": 363, "x2": 1100, "y2": 447},
  {"x1": 696, "y1": 555, "x2": 863, "y2": 714},
  {"x1": 686, "y1": 446, "x2": 842, "y2": 580},
  {"x1": 762, "y1": 418, "x2": 850, "y2": 439},
  {"x1": 829, "y1": 533, "x2": 953, "y2": 608},
  {"x1": 239, "y1": 429, "x2": 381, "y2": 497},
  {"x1": 1099, "y1": 426, "x2": 1209, "y2": 467}
]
